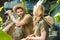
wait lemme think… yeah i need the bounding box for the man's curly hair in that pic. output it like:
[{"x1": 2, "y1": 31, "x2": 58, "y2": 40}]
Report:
[{"x1": 13, "y1": 4, "x2": 25, "y2": 13}]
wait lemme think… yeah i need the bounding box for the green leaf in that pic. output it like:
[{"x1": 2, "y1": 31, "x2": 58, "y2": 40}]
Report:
[
  {"x1": 22, "y1": 0, "x2": 25, "y2": 5},
  {"x1": 0, "y1": 30, "x2": 12, "y2": 40},
  {"x1": 49, "y1": 0, "x2": 60, "y2": 14},
  {"x1": 21, "y1": 0, "x2": 30, "y2": 14},
  {"x1": 54, "y1": 12, "x2": 60, "y2": 23},
  {"x1": 25, "y1": 7, "x2": 30, "y2": 14},
  {"x1": 43, "y1": 0, "x2": 47, "y2": 3}
]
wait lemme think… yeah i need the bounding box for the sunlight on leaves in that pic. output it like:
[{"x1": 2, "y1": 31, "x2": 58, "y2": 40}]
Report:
[
  {"x1": 0, "y1": 17, "x2": 3, "y2": 22},
  {"x1": 0, "y1": 6, "x2": 3, "y2": 12},
  {"x1": 0, "y1": 30, "x2": 12, "y2": 40},
  {"x1": 54, "y1": 12, "x2": 60, "y2": 23}
]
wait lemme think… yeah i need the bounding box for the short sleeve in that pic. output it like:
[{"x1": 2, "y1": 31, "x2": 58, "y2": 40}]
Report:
[
  {"x1": 39, "y1": 20, "x2": 45, "y2": 30},
  {"x1": 39, "y1": 20, "x2": 49, "y2": 32},
  {"x1": 21, "y1": 14, "x2": 32, "y2": 24},
  {"x1": 34, "y1": 19, "x2": 49, "y2": 37}
]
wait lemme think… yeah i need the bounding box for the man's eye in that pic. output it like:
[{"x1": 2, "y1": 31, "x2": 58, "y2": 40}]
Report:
[
  {"x1": 18, "y1": 12, "x2": 20, "y2": 13},
  {"x1": 20, "y1": 11, "x2": 22, "y2": 12}
]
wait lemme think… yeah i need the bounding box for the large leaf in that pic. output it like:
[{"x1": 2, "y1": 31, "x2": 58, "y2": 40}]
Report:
[
  {"x1": 0, "y1": 6, "x2": 3, "y2": 12},
  {"x1": 0, "y1": 30, "x2": 12, "y2": 40},
  {"x1": 25, "y1": 7, "x2": 29, "y2": 14},
  {"x1": 49, "y1": 0, "x2": 60, "y2": 14},
  {"x1": 22, "y1": 0, "x2": 25, "y2": 5},
  {"x1": 22, "y1": 0, "x2": 30, "y2": 14},
  {"x1": 43, "y1": 0, "x2": 47, "y2": 3},
  {"x1": 0, "y1": 17, "x2": 3, "y2": 22},
  {"x1": 54, "y1": 12, "x2": 60, "y2": 23}
]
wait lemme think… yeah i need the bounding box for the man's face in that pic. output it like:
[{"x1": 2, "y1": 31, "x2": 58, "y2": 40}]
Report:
[{"x1": 16, "y1": 8, "x2": 24, "y2": 17}]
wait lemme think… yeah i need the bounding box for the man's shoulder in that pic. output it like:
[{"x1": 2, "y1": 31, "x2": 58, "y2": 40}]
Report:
[
  {"x1": 25, "y1": 14, "x2": 31, "y2": 16},
  {"x1": 24, "y1": 14, "x2": 32, "y2": 18}
]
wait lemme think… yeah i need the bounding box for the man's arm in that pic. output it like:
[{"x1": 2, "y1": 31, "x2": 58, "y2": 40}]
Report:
[
  {"x1": 15, "y1": 14, "x2": 32, "y2": 26},
  {"x1": 7, "y1": 10, "x2": 21, "y2": 26},
  {"x1": 7, "y1": 10, "x2": 32, "y2": 27},
  {"x1": 7, "y1": 10, "x2": 18, "y2": 23}
]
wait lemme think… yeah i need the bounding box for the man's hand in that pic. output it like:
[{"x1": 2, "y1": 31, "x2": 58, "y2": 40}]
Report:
[
  {"x1": 15, "y1": 21, "x2": 24, "y2": 27},
  {"x1": 15, "y1": 21, "x2": 21, "y2": 26},
  {"x1": 6, "y1": 10, "x2": 13, "y2": 16}
]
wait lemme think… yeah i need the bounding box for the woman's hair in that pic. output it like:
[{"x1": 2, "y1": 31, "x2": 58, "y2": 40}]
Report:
[
  {"x1": 33, "y1": 5, "x2": 45, "y2": 26},
  {"x1": 13, "y1": 4, "x2": 25, "y2": 13},
  {"x1": 33, "y1": 5, "x2": 44, "y2": 17}
]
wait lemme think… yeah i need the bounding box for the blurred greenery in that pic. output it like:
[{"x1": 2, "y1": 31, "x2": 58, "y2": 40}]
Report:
[
  {"x1": 0, "y1": 0, "x2": 8, "y2": 7},
  {"x1": 25, "y1": 7, "x2": 30, "y2": 14},
  {"x1": 49, "y1": 0, "x2": 60, "y2": 24},
  {"x1": 0, "y1": 17, "x2": 5, "y2": 29},
  {"x1": 22, "y1": 0, "x2": 25, "y2": 5},
  {"x1": 0, "y1": 6, "x2": 3, "y2": 12},
  {"x1": 0, "y1": 30, "x2": 12, "y2": 40},
  {"x1": 54, "y1": 12, "x2": 60, "y2": 24},
  {"x1": 0, "y1": 17, "x2": 3, "y2": 22},
  {"x1": 49, "y1": 0, "x2": 60, "y2": 15},
  {"x1": 22, "y1": 0, "x2": 30, "y2": 14},
  {"x1": 0, "y1": 22, "x2": 5, "y2": 29},
  {"x1": 43, "y1": 0, "x2": 47, "y2": 3}
]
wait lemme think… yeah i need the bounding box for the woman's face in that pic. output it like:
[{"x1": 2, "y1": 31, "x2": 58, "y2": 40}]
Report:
[{"x1": 33, "y1": 5, "x2": 44, "y2": 17}]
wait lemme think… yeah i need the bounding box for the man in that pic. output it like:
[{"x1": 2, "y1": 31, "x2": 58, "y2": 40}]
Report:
[{"x1": 7, "y1": 4, "x2": 33, "y2": 40}]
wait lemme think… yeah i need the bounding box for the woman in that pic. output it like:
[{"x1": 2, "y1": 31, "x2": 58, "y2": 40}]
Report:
[{"x1": 26, "y1": 5, "x2": 50, "y2": 40}]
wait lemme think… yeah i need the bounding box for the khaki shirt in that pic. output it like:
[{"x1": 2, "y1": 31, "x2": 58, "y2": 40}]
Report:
[
  {"x1": 21, "y1": 14, "x2": 33, "y2": 37},
  {"x1": 7, "y1": 14, "x2": 33, "y2": 38}
]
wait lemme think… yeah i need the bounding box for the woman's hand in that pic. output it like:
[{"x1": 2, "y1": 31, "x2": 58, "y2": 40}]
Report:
[
  {"x1": 27, "y1": 34, "x2": 35, "y2": 37},
  {"x1": 26, "y1": 36, "x2": 33, "y2": 40},
  {"x1": 26, "y1": 34, "x2": 34, "y2": 40},
  {"x1": 26, "y1": 37, "x2": 42, "y2": 40}
]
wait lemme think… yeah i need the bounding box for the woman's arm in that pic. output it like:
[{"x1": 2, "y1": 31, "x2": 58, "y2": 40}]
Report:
[
  {"x1": 40, "y1": 28, "x2": 46, "y2": 40},
  {"x1": 26, "y1": 28, "x2": 46, "y2": 40},
  {"x1": 26, "y1": 20, "x2": 47, "y2": 40}
]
